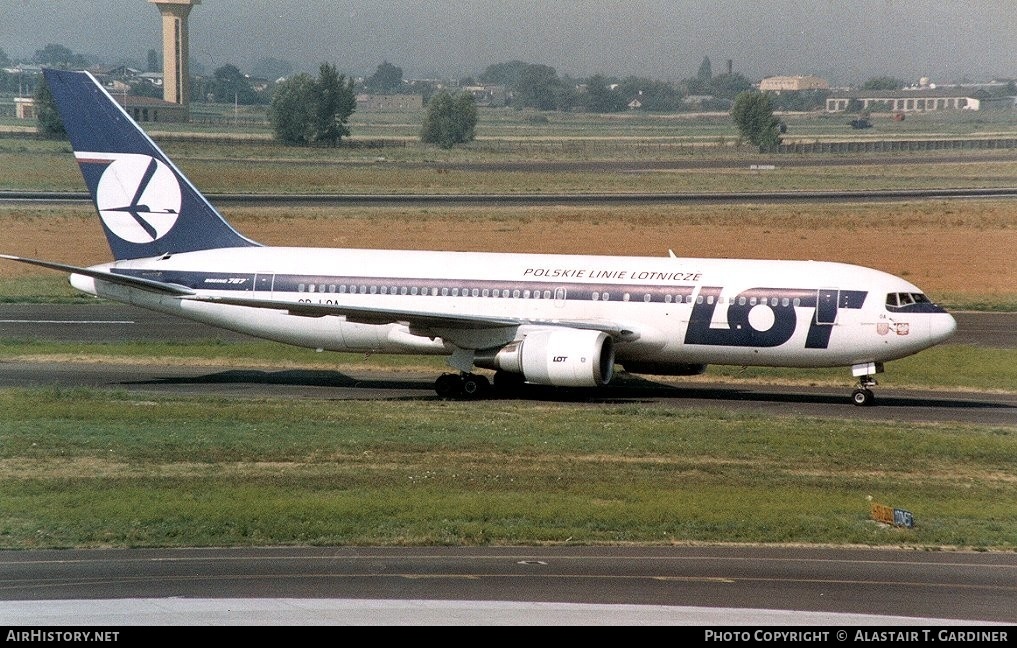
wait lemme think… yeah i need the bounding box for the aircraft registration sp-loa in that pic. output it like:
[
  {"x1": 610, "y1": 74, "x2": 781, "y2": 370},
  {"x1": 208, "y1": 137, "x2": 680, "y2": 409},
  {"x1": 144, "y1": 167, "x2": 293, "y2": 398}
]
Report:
[{"x1": 2, "y1": 69, "x2": 957, "y2": 406}]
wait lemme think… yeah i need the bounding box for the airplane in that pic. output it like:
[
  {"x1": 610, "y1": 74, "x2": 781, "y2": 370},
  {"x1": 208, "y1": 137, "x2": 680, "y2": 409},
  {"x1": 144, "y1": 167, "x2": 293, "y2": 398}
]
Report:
[{"x1": 1, "y1": 68, "x2": 957, "y2": 406}]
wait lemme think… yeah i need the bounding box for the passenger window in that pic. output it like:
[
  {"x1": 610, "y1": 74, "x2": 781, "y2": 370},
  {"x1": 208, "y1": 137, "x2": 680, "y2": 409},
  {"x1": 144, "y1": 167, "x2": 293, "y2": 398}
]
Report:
[
  {"x1": 602, "y1": 292, "x2": 609, "y2": 301},
  {"x1": 298, "y1": 283, "x2": 305, "y2": 292},
  {"x1": 623, "y1": 293, "x2": 631, "y2": 302},
  {"x1": 643, "y1": 294, "x2": 651, "y2": 302}
]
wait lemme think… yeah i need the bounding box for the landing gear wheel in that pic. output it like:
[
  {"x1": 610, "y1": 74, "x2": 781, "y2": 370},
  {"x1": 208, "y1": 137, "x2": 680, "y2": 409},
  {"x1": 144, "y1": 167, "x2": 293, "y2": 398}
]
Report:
[
  {"x1": 435, "y1": 373, "x2": 463, "y2": 399},
  {"x1": 461, "y1": 373, "x2": 490, "y2": 398},
  {"x1": 852, "y1": 388, "x2": 875, "y2": 407}
]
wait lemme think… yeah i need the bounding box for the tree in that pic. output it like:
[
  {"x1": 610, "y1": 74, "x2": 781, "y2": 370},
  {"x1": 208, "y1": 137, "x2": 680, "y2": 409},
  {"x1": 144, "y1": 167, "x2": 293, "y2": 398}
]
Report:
[
  {"x1": 364, "y1": 61, "x2": 403, "y2": 93},
  {"x1": 515, "y1": 64, "x2": 566, "y2": 111},
  {"x1": 0, "y1": 47, "x2": 10, "y2": 68},
  {"x1": 582, "y1": 75, "x2": 626, "y2": 113},
  {"x1": 862, "y1": 76, "x2": 904, "y2": 91},
  {"x1": 615, "y1": 77, "x2": 684, "y2": 112},
  {"x1": 709, "y1": 72, "x2": 753, "y2": 100},
  {"x1": 34, "y1": 76, "x2": 66, "y2": 139},
  {"x1": 421, "y1": 91, "x2": 478, "y2": 149},
  {"x1": 270, "y1": 64, "x2": 356, "y2": 146},
  {"x1": 313, "y1": 63, "x2": 356, "y2": 147},
  {"x1": 270, "y1": 74, "x2": 317, "y2": 144},
  {"x1": 731, "y1": 91, "x2": 782, "y2": 150},
  {"x1": 209, "y1": 64, "x2": 261, "y2": 104},
  {"x1": 479, "y1": 60, "x2": 530, "y2": 89},
  {"x1": 696, "y1": 56, "x2": 712, "y2": 84},
  {"x1": 147, "y1": 49, "x2": 160, "y2": 73},
  {"x1": 34, "y1": 44, "x2": 87, "y2": 69}
]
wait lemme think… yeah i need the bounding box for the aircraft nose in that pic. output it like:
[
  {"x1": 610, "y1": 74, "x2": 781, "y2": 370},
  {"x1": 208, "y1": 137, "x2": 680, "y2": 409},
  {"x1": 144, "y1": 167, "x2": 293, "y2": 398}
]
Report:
[{"x1": 930, "y1": 312, "x2": 957, "y2": 345}]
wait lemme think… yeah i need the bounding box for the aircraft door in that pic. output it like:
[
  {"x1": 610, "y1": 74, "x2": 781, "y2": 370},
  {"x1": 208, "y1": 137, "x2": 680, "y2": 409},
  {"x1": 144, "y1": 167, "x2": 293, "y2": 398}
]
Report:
[
  {"x1": 816, "y1": 288, "x2": 839, "y2": 325},
  {"x1": 254, "y1": 273, "x2": 275, "y2": 299}
]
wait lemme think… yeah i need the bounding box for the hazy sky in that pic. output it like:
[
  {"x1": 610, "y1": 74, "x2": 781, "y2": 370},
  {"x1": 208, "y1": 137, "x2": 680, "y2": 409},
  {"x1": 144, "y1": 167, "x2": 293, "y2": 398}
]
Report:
[{"x1": 4, "y1": 1, "x2": 1015, "y2": 85}]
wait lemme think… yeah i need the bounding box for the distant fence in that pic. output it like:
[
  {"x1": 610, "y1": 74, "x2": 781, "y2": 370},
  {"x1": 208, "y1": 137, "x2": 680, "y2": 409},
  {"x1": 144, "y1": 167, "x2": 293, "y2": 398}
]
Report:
[{"x1": 771, "y1": 138, "x2": 1017, "y2": 154}]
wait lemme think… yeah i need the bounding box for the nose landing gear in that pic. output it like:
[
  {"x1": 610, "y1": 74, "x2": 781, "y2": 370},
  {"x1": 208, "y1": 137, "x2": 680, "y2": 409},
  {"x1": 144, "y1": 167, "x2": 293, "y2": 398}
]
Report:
[
  {"x1": 850, "y1": 362, "x2": 883, "y2": 406},
  {"x1": 852, "y1": 375, "x2": 877, "y2": 406}
]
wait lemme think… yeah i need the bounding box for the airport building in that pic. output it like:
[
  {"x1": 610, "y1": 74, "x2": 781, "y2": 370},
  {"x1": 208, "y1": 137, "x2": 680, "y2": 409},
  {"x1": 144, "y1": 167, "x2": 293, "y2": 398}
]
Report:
[
  {"x1": 759, "y1": 75, "x2": 829, "y2": 92},
  {"x1": 825, "y1": 88, "x2": 986, "y2": 112}
]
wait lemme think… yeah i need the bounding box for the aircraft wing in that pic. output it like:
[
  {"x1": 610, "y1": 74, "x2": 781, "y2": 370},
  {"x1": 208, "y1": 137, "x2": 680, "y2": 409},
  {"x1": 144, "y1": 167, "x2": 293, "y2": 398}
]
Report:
[{"x1": 191, "y1": 293, "x2": 639, "y2": 340}]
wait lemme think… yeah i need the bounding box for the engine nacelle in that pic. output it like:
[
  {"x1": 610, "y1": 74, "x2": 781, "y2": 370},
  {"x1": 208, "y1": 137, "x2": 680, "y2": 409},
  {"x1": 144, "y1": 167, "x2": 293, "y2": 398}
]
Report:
[
  {"x1": 622, "y1": 361, "x2": 708, "y2": 377},
  {"x1": 475, "y1": 329, "x2": 614, "y2": 387}
]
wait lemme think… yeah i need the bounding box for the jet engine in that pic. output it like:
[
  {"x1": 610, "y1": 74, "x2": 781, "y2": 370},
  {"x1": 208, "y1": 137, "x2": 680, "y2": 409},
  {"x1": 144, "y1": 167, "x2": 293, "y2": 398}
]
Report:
[{"x1": 475, "y1": 329, "x2": 614, "y2": 387}]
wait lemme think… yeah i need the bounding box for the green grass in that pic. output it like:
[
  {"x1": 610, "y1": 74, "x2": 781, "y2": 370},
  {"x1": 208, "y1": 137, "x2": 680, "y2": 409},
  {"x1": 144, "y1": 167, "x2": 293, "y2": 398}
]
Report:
[{"x1": 0, "y1": 390, "x2": 1014, "y2": 549}]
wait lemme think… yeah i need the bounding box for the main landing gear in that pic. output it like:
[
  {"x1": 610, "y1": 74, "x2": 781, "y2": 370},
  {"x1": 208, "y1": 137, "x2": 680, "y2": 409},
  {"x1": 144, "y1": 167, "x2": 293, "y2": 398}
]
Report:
[
  {"x1": 434, "y1": 371, "x2": 529, "y2": 399},
  {"x1": 434, "y1": 372, "x2": 491, "y2": 399},
  {"x1": 852, "y1": 375, "x2": 877, "y2": 407}
]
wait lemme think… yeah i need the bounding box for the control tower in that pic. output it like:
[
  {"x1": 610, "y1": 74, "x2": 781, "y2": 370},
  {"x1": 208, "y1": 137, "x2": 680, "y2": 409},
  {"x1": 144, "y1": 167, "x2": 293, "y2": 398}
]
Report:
[{"x1": 148, "y1": 0, "x2": 201, "y2": 105}]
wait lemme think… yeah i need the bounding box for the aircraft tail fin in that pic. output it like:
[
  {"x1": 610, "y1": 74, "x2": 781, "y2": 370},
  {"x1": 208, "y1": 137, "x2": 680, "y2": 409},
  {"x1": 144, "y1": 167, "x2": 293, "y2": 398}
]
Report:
[{"x1": 43, "y1": 68, "x2": 259, "y2": 261}]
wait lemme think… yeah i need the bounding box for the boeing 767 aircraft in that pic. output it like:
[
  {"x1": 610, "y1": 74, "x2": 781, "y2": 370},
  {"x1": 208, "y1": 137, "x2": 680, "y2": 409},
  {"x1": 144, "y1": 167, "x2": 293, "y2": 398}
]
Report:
[{"x1": 1, "y1": 69, "x2": 957, "y2": 405}]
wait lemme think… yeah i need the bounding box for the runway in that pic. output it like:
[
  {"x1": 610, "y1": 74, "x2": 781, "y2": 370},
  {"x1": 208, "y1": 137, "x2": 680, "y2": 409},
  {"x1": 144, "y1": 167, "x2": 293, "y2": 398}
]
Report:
[{"x1": 1, "y1": 546, "x2": 1015, "y2": 625}]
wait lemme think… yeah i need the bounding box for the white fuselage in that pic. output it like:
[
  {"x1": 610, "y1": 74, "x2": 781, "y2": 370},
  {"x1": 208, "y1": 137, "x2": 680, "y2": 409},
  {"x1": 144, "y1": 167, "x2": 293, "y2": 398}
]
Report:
[{"x1": 69, "y1": 247, "x2": 958, "y2": 373}]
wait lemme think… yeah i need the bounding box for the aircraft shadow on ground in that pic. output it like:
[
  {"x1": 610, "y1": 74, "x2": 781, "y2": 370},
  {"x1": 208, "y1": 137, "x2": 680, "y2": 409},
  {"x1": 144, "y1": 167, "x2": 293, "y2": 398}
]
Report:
[{"x1": 126, "y1": 369, "x2": 1016, "y2": 411}]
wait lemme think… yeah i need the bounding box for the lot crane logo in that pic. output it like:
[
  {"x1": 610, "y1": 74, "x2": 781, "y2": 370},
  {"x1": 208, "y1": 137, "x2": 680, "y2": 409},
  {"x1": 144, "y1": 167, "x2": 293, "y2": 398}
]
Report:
[{"x1": 91, "y1": 153, "x2": 181, "y2": 243}]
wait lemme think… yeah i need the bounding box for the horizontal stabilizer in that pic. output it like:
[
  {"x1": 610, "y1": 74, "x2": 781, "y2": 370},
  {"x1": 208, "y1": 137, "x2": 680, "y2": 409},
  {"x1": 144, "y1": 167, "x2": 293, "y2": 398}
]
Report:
[{"x1": 0, "y1": 254, "x2": 194, "y2": 296}]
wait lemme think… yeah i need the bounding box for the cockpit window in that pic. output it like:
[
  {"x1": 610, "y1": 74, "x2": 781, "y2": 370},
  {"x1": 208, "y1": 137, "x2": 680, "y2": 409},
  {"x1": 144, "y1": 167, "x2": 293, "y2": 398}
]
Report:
[{"x1": 886, "y1": 292, "x2": 938, "y2": 312}]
